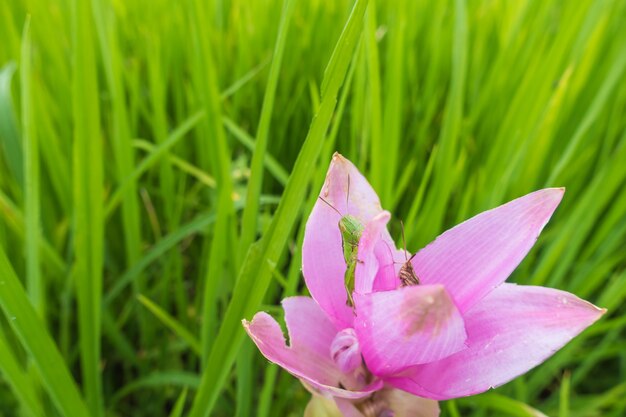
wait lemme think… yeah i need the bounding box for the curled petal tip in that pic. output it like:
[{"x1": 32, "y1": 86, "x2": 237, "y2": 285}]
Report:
[
  {"x1": 540, "y1": 187, "x2": 565, "y2": 207},
  {"x1": 575, "y1": 298, "x2": 606, "y2": 321},
  {"x1": 374, "y1": 210, "x2": 391, "y2": 222},
  {"x1": 547, "y1": 186, "x2": 565, "y2": 192},
  {"x1": 549, "y1": 186, "x2": 565, "y2": 197},
  {"x1": 536, "y1": 187, "x2": 565, "y2": 204}
]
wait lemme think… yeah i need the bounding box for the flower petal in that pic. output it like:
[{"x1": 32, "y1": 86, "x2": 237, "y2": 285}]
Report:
[
  {"x1": 319, "y1": 153, "x2": 385, "y2": 220},
  {"x1": 354, "y1": 285, "x2": 467, "y2": 376},
  {"x1": 371, "y1": 235, "x2": 404, "y2": 292},
  {"x1": 243, "y1": 296, "x2": 382, "y2": 399},
  {"x1": 332, "y1": 399, "x2": 364, "y2": 417},
  {"x1": 354, "y1": 211, "x2": 400, "y2": 294},
  {"x1": 386, "y1": 284, "x2": 605, "y2": 399},
  {"x1": 334, "y1": 388, "x2": 440, "y2": 417},
  {"x1": 410, "y1": 188, "x2": 564, "y2": 312},
  {"x1": 303, "y1": 153, "x2": 386, "y2": 328}
]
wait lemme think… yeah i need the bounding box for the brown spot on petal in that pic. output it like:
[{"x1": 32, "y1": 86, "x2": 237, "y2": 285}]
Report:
[{"x1": 400, "y1": 288, "x2": 453, "y2": 337}]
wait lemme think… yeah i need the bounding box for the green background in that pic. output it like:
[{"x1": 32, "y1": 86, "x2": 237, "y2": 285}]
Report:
[{"x1": 0, "y1": 0, "x2": 625, "y2": 416}]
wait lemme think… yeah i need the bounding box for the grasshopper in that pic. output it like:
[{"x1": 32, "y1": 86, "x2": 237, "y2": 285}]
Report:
[
  {"x1": 319, "y1": 177, "x2": 364, "y2": 307},
  {"x1": 398, "y1": 221, "x2": 420, "y2": 286}
]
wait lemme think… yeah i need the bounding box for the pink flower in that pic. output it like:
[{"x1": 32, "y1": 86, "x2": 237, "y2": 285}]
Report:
[{"x1": 243, "y1": 153, "x2": 605, "y2": 416}]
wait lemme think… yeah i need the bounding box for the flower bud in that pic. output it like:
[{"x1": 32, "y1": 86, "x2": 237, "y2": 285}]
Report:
[{"x1": 330, "y1": 328, "x2": 362, "y2": 374}]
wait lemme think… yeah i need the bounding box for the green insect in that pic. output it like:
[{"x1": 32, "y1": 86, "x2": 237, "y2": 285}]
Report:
[{"x1": 319, "y1": 178, "x2": 364, "y2": 307}]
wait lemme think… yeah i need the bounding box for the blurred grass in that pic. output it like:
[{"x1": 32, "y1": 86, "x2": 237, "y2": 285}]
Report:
[{"x1": 0, "y1": 0, "x2": 625, "y2": 416}]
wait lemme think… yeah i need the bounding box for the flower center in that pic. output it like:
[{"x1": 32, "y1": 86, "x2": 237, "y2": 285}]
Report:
[
  {"x1": 330, "y1": 328, "x2": 362, "y2": 374},
  {"x1": 359, "y1": 394, "x2": 394, "y2": 417}
]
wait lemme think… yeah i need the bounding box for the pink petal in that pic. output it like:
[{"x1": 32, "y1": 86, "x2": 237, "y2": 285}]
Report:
[
  {"x1": 243, "y1": 297, "x2": 382, "y2": 399},
  {"x1": 303, "y1": 153, "x2": 386, "y2": 328},
  {"x1": 334, "y1": 388, "x2": 440, "y2": 417},
  {"x1": 330, "y1": 328, "x2": 363, "y2": 374},
  {"x1": 318, "y1": 153, "x2": 385, "y2": 220},
  {"x1": 386, "y1": 284, "x2": 605, "y2": 400},
  {"x1": 354, "y1": 211, "x2": 405, "y2": 295},
  {"x1": 354, "y1": 211, "x2": 396, "y2": 294},
  {"x1": 333, "y1": 399, "x2": 364, "y2": 417},
  {"x1": 354, "y1": 285, "x2": 467, "y2": 376},
  {"x1": 371, "y1": 236, "x2": 404, "y2": 292},
  {"x1": 410, "y1": 188, "x2": 564, "y2": 312}
]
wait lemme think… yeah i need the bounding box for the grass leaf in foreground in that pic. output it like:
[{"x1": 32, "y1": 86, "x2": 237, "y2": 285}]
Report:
[
  {"x1": 136, "y1": 294, "x2": 201, "y2": 356},
  {"x1": 21, "y1": 16, "x2": 43, "y2": 317},
  {"x1": 0, "y1": 327, "x2": 45, "y2": 417},
  {"x1": 0, "y1": 247, "x2": 90, "y2": 417},
  {"x1": 187, "y1": 0, "x2": 369, "y2": 415},
  {"x1": 0, "y1": 62, "x2": 23, "y2": 188},
  {"x1": 72, "y1": 0, "x2": 104, "y2": 413}
]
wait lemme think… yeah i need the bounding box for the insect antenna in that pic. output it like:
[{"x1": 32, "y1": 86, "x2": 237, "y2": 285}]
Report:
[
  {"x1": 318, "y1": 196, "x2": 343, "y2": 217},
  {"x1": 380, "y1": 239, "x2": 405, "y2": 266},
  {"x1": 381, "y1": 239, "x2": 396, "y2": 262},
  {"x1": 398, "y1": 220, "x2": 420, "y2": 286},
  {"x1": 400, "y1": 220, "x2": 418, "y2": 263},
  {"x1": 400, "y1": 220, "x2": 408, "y2": 261}
]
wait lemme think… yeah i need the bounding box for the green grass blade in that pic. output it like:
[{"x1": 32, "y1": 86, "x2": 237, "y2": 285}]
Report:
[
  {"x1": 546, "y1": 37, "x2": 626, "y2": 185},
  {"x1": 365, "y1": 3, "x2": 383, "y2": 191},
  {"x1": 234, "y1": 6, "x2": 295, "y2": 407},
  {"x1": 168, "y1": 388, "x2": 188, "y2": 417},
  {"x1": 222, "y1": 116, "x2": 289, "y2": 186},
  {"x1": 0, "y1": 189, "x2": 65, "y2": 278},
  {"x1": 133, "y1": 139, "x2": 217, "y2": 188},
  {"x1": 0, "y1": 62, "x2": 23, "y2": 188},
  {"x1": 188, "y1": 0, "x2": 238, "y2": 365},
  {"x1": 414, "y1": 0, "x2": 468, "y2": 247},
  {"x1": 380, "y1": 0, "x2": 406, "y2": 204},
  {"x1": 91, "y1": 0, "x2": 146, "y2": 345},
  {"x1": 72, "y1": 0, "x2": 104, "y2": 413},
  {"x1": 235, "y1": 339, "x2": 253, "y2": 417},
  {"x1": 136, "y1": 294, "x2": 201, "y2": 356},
  {"x1": 187, "y1": 1, "x2": 369, "y2": 415},
  {"x1": 239, "y1": 0, "x2": 295, "y2": 256},
  {"x1": 105, "y1": 110, "x2": 205, "y2": 218},
  {"x1": 20, "y1": 16, "x2": 43, "y2": 317},
  {"x1": 109, "y1": 372, "x2": 199, "y2": 406},
  {"x1": 220, "y1": 57, "x2": 271, "y2": 100},
  {"x1": 560, "y1": 371, "x2": 571, "y2": 417},
  {"x1": 463, "y1": 393, "x2": 548, "y2": 417},
  {"x1": 0, "y1": 247, "x2": 91, "y2": 417},
  {"x1": 256, "y1": 39, "x2": 362, "y2": 417},
  {"x1": 0, "y1": 326, "x2": 45, "y2": 417},
  {"x1": 104, "y1": 211, "x2": 218, "y2": 305}
]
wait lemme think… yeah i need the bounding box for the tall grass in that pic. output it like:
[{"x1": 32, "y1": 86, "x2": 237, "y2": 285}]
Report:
[{"x1": 0, "y1": 0, "x2": 625, "y2": 416}]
